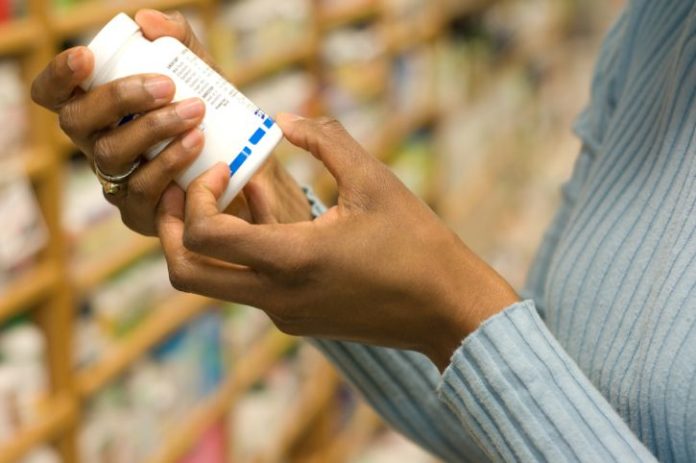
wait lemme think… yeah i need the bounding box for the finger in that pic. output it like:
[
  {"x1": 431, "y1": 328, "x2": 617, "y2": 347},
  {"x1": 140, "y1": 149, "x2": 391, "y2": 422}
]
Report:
[
  {"x1": 183, "y1": 164, "x2": 311, "y2": 271},
  {"x1": 31, "y1": 47, "x2": 94, "y2": 111},
  {"x1": 135, "y1": 9, "x2": 217, "y2": 68},
  {"x1": 93, "y1": 98, "x2": 204, "y2": 176},
  {"x1": 157, "y1": 186, "x2": 267, "y2": 305},
  {"x1": 275, "y1": 114, "x2": 376, "y2": 189},
  {"x1": 59, "y1": 74, "x2": 175, "y2": 141},
  {"x1": 243, "y1": 179, "x2": 277, "y2": 225},
  {"x1": 109, "y1": 128, "x2": 203, "y2": 207}
]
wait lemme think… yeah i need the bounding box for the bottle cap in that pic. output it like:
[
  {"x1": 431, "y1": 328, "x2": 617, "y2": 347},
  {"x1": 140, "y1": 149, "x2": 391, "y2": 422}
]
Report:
[{"x1": 81, "y1": 13, "x2": 141, "y2": 90}]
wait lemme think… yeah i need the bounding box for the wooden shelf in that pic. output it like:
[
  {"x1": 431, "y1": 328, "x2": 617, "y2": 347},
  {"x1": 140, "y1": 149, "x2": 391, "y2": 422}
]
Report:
[
  {"x1": 0, "y1": 260, "x2": 59, "y2": 323},
  {"x1": 318, "y1": 0, "x2": 381, "y2": 30},
  {"x1": 71, "y1": 232, "x2": 160, "y2": 296},
  {"x1": 387, "y1": 13, "x2": 444, "y2": 55},
  {"x1": 144, "y1": 330, "x2": 297, "y2": 463},
  {"x1": 76, "y1": 292, "x2": 214, "y2": 396},
  {"x1": 0, "y1": 145, "x2": 55, "y2": 182},
  {"x1": 51, "y1": 0, "x2": 208, "y2": 38},
  {"x1": 0, "y1": 18, "x2": 41, "y2": 55},
  {"x1": 0, "y1": 394, "x2": 77, "y2": 463},
  {"x1": 447, "y1": 0, "x2": 497, "y2": 18},
  {"x1": 374, "y1": 105, "x2": 440, "y2": 160},
  {"x1": 227, "y1": 37, "x2": 316, "y2": 88},
  {"x1": 308, "y1": 403, "x2": 382, "y2": 463}
]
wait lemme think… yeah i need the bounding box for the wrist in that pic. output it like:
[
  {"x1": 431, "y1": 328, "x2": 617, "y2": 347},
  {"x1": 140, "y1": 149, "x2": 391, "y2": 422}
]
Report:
[{"x1": 425, "y1": 244, "x2": 519, "y2": 372}]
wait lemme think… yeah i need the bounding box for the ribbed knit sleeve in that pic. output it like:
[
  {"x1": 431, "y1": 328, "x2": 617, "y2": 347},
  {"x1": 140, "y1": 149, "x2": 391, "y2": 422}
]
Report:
[{"x1": 437, "y1": 300, "x2": 657, "y2": 462}]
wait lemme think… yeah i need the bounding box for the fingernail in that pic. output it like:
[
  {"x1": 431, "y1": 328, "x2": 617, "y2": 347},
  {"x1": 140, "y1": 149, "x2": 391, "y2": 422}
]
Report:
[
  {"x1": 181, "y1": 129, "x2": 203, "y2": 150},
  {"x1": 176, "y1": 98, "x2": 205, "y2": 120},
  {"x1": 67, "y1": 49, "x2": 84, "y2": 73},
  {"x1": 144, "y1": 77, "x2": 174, "y2": 101}
]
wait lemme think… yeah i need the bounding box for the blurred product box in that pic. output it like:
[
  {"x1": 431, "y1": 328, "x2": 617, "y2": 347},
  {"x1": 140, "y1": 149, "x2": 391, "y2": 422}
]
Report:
[
  {"x1": 0, "y1": 171, "x2": 47, "y2": 289},
  {"x1": 80, "y1": 311, "x2": 224, "y2": 463},
  {"x1": 74, "y1": 255, "x2": 175, "y2": 367},
  {"x1": 20, "y1": 446, "x2": 62, "y2": 463},
  {"x1": 351, "y1": 430, "x2": 436, "y2": 463},
  {"x1": 211, "y1": 0, "x2": 312, "y2": 70},
  {"x1": 0, "y1": 321, "x2": 49, "y2": 443},
  {"x1": 0, "y1": 0, "x2": 27, "y2": 21},
  {"x1": 228, "y1": 343, "x2": 315, "y2": 461},
  {"x1": 389, "y1": 131, "x2": 435, "y2": 200},
  {"x1": 0, "y1": 60, "x2": 27, "y2": 160}
]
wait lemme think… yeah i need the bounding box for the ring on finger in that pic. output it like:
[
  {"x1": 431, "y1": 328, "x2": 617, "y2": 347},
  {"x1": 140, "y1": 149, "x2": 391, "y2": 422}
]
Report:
[
  {"x1": 94, "y1": 157, "x2": 141, "y2": 195},
  {"x1": 94, "y1": 157, "x2": 141, "y2": 183}
]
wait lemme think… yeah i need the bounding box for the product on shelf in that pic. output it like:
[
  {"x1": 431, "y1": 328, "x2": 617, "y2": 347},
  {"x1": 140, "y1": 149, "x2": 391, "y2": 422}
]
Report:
[
  {"x1": 74, "y1": 254, "x2": 176, "y2": 367},
  {"x1": 221, "y1": 303, "x2": 271, "y2": 364},
  {"x1": 20, "y1": 446, "x2": 63, "y2": 463},
  {"x1": 243, "y1": 70, "x2": 315, "y2": 118},
  {"x1": 228, "y1": 343, "x2": 316, "y2": 461},
  {"x1": 389, "y1": 131, "x2": 435, "y2": 200},
  {"x1": 80, "y1": 311, "x2": 224, "y2": 463},
  {"x1": 0, "y1": 170, "x2": 47, "y2": 289},
  {"x1": 178, "y1": 421, "x2": 225, "y2": 463},
  {"x1": 62, "y1": 158, "x2": 120, "y2": 252},
  {"x1": 0, "y1": 321, "x2": 49, "y2": 443},
  {"x1": 212, "y1": 0, "x2": 312, "y2": 70},
  {"x1": 350, "y1": 429, "x2": 437, "y2": 463},
  {"x1": 0, "y1": 0, "x2": 27, "y2": 22},
  {"x1": 385, "y1": 0, "x2": 430, "y2": 20},
  {"x1": 392, "y1": 46, "x2": 436, "y2": 116},
  {"x1": 0, "y1": 60, "x2": 27, "y2": 160}
]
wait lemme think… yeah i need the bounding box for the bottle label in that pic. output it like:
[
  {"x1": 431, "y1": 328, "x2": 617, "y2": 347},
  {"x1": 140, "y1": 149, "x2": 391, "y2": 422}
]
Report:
[{"x1": 166, "y1": 48, "x2": 263, "y2": 117}]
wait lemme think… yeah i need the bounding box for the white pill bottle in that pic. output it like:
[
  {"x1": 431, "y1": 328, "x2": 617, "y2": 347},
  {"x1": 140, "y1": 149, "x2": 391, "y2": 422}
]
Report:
[{"x1": 81, "y1": 13, "x2": 283, "y2": 209}]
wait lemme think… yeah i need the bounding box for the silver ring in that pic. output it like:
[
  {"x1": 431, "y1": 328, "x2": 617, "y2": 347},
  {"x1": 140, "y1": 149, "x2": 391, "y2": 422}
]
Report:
[{"x1": 94, "y1": 158, "x2": 141, "y2": 184}]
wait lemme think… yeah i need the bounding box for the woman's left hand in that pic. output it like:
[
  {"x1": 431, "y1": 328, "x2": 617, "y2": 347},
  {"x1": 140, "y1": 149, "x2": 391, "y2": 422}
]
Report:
[{"x1": 156, "y1": 114, "x2": 519, "y2": 370}]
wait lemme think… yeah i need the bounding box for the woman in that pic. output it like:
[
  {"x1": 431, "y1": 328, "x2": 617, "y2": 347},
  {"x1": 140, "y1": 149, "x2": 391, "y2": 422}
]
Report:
[{"x1": 31, "y1": 3, "x2": 694, "y2": 461}]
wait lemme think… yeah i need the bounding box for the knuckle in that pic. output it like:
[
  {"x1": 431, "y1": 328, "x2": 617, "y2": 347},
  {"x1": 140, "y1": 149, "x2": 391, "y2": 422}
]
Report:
[
  {"x1": 127, "y1": 175, "x2": 148, "y2": 199},
  {"x1": 109, "y1": 79, "x2": 136, "y2": 111},
  {"x1": 30, "y1": 79, "x2": 43, "y2": 105},
  {"x1": 93, "y1": 136, "x2": 116, "y2": 165},
  {"x1": 182, "y1": 221, "x2": 209, "y2": 252},
  {"x1": 315, "y1": 116, "x2": 342, "y2": 131},
  {"x1": 168, "y1": 260, "x2": 192, "y2": 292},
  {"x1": 143, "y1": 111, "x2": 166, "y2": 133},
  {"x1": 158, "y1": 149, "x2": 187, "y2": 177},
  {"x1": 169, "y1": 10, "x2": 185, "y2": 23},
  {"x1": 58, "y1": 105, "x2": 79, "y2": 134}
]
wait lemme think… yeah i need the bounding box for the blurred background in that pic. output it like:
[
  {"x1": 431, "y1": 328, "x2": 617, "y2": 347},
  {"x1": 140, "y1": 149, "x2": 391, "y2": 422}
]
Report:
[{"x1": 0, "y1": 0, "x2": 624, "y2": 462}]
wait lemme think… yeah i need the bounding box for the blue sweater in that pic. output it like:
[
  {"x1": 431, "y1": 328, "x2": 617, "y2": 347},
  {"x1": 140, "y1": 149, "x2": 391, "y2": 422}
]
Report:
[{"x1": 312, "y1": 1, "x2": 696, "y2": 461}]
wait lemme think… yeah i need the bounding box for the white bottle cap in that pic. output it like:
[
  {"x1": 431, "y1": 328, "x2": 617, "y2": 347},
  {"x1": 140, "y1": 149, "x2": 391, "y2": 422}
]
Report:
[{"x1": 81, "y1": 13, "x2": 141, "y2": 91}]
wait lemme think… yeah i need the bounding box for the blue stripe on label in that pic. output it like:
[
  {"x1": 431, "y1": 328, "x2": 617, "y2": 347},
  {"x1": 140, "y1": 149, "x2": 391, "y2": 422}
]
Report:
[
  {"x1": 230, "y1": 153, "x2": 247, "y2": 174},
  {"x1": 263, "y1": 118, "x2": 274, "y2": 129},
  {"x1": 243, "y1": 146, "x2": 252, "y2": 155},
  {"x1": 249, "y1": 128, "x2": 266, "y2": 145}
]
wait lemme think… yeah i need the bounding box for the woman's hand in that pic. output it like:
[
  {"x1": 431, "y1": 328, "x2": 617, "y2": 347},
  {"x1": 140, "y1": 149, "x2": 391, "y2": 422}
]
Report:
[
  {"x1": 30, "y1": 9, "x2": 310, "y2": 235},
  {"x1": 157, "y1": 114, "x2": 519, "y2": 370}
]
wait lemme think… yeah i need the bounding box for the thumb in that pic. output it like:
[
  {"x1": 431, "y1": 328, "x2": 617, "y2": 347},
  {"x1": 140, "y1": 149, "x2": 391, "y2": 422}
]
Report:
[
  {"x1": 276, "y1": 114, "x2": 376, "y2": 190},
  {"x1": 134, "y1": 9, "x2": 217, "y2": 68}
]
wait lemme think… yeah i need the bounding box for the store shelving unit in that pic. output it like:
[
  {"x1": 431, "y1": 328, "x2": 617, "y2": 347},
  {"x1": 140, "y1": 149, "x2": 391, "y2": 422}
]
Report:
[{"x1": 0, "y1": 0, "x2": 501, "y2": 461}]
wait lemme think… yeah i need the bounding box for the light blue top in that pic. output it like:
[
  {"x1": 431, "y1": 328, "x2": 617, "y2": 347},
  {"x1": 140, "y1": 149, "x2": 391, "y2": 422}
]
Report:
[{"x1": 311, "y1": 1, "x2": 696, "y2": 461}]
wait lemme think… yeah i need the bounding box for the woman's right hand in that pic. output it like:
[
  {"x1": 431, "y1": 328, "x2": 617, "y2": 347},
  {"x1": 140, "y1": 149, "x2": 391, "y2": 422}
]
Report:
[{"x1": 30, "y1": 10, "x2": 209, "y2": 236}]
